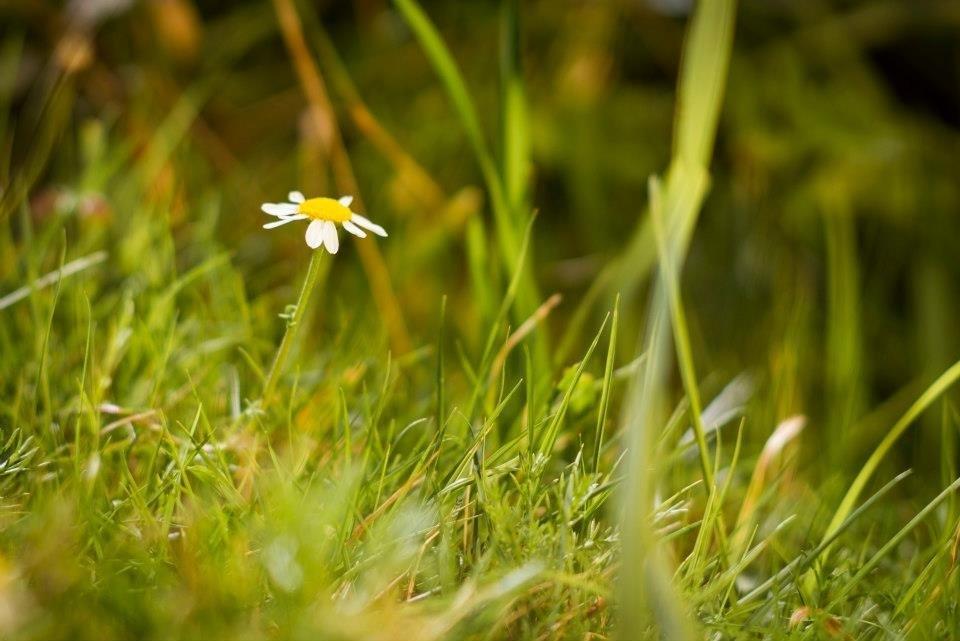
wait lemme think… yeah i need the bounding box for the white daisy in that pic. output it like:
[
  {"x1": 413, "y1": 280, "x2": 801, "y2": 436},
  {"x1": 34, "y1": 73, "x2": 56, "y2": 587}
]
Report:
[{"x1": 260, "y1": 191, "x2": 387, "y2": 253}]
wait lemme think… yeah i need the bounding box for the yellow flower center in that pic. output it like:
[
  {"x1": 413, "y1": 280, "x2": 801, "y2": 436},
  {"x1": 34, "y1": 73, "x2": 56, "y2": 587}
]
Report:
[{"x1": 298, "y1": 197, "x2": 351, "y2": 222}]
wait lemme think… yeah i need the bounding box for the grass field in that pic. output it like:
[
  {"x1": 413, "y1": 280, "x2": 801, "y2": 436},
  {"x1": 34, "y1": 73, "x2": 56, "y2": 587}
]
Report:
[{"x1": 2, "y1": 0, "x2": 960, "y2": 638}]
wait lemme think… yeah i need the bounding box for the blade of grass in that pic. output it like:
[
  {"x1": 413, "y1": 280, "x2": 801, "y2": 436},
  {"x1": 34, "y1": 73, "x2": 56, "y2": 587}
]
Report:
[
  {"x1": 465, "y1": 216, "x2": 536, "y2": 423},
  {"x1": 436, "y1": 295, "x2": 447, "y2": 440},
  {"x1": 619, "y1": 295, "x2": 698, "y2": 639},
  {"x1": 648, "y1": 173, "x2": 713, "y2": 492},
  {"x1": 500, "y1": 0, "x2": 529, "y2": 214},
  {"x1": 536, "y1": 313, "x2": 608, "y2": 463},
  {"x1": 815, "y1": 360, "x2": 960, "y2": 567},
  {"x1": 738, "y1": 470, "x2": 912, "y2": 606},
  {"x1": 827, "y1": 475, "x2": 960, "y2": 609},
  {"x1": 617, "y1": 2, "x2": 736, "y2": 636},
  {"x1": 592, "y1": 294, "x2": 619, "y2": 472},
  {"x1": 823, "y1": 198, "x2": 863, "y2": 462},
  {"x1": 0, "y1": 250, "x2": 107, "y2": 311},
  {"x1": 35, "y1": 242, "x2": 66, "y2": 431},
  {"x1": 393, "y1": 0, "x2": 509, "y2": 233},
  {"x1": 559, "y1": 0, "x2": 736, "y2": 363},
  {"x1": 466, "y1": 215, "x2": 496, "y2": 328},
  {"x1": 393, "y1": 0, "x2": 545, "y2": 369}
]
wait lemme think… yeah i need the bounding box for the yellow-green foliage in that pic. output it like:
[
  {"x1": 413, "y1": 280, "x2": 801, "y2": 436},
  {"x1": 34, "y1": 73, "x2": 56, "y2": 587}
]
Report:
[{"x1": 1, "y1": 1, "x2": 959, "y2": 639}]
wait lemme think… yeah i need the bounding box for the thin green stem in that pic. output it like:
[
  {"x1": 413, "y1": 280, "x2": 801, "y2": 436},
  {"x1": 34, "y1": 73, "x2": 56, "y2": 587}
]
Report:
[
  {"x1": 261, "y1": 250, "x2": 325, "y2": 409},
  {"x1": 648, "y1": 175, "x2": 714, "y2": 492}
]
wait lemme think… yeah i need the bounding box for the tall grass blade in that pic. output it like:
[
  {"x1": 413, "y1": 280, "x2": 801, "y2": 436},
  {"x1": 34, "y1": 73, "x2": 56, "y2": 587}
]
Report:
[
  {"x1": 618, "y1": 1, "x2": 736, "y2": 636},
  {"x1": 394, "y1": 0, "x2": 544, "y2": 363},
  {"x1": 821, "y1": 359, "x2": 960, "y2": 549}
]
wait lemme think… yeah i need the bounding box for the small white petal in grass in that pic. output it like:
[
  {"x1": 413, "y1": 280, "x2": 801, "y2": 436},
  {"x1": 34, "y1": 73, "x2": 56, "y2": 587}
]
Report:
[
  {"x1": 350, "y1": 214, "x2": 387, "y2": 237},
  {"x1": 321, "y1": 221, "x2": 339, "y2": 254},
  {"x1": 261, "y1": 191, "x2": 387, "y2": 252},
  {"x1": 342, "y1": 219, "x2": 366, "y2": 238},
  {"x1": 305, "y1": 219, "x2": 325, "y2": 249}
]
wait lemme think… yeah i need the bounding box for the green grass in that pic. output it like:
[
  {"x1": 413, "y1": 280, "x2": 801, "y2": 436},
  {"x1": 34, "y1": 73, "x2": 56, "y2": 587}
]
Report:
[{"x1": 2, "y1": 0, "x2": 960, "y2": 639}]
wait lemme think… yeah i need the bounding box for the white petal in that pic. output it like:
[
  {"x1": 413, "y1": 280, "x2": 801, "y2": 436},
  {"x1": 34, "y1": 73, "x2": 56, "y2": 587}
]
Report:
[
  {"x1": 261, "y1": 203, "x2": 299, "y2": 216},
  {"x1": 305, "y1": 220, "x2": 325, "y2": 249},
  {"x1": 262, "y1": 215, "x2": 307, "y2": 229},
  {"x1": 288, "y1": 191, "x2": 305, "y2": 203},
  {"x1": 322, "y1": 221, "x2": 339, "y2": 254},
  {"x1": 342, "y1": 220, "x2": 366, "y2": 238},
  {"x1": 338, "y1": 195, "x2": 354, "y2": 207},
  {"x1": 350, "y1": 214, "x2": 387, "y2": 237}
]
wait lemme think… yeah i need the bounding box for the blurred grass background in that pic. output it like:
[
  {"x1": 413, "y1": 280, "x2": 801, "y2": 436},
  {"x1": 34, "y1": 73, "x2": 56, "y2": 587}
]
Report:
[{"x1": 1, "y1": 0, "x2": 960, "y2": 638}]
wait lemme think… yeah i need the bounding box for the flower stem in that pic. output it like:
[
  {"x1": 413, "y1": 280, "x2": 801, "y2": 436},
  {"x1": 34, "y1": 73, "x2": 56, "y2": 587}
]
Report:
[{"x1": 261, "y1": 250, "x2": 325, "y2": 409}]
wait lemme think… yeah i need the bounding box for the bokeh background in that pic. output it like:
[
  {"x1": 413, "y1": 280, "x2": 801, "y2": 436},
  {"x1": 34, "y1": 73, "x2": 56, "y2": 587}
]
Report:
[{"x1": 7, "y1": 0, "x2": 958, "y2": 469}]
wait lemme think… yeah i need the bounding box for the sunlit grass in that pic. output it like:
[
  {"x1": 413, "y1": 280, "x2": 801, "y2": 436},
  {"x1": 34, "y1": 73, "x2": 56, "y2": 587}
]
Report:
[{"x1": 1, "y1": 1, "x2": 960, "y2": 639}]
